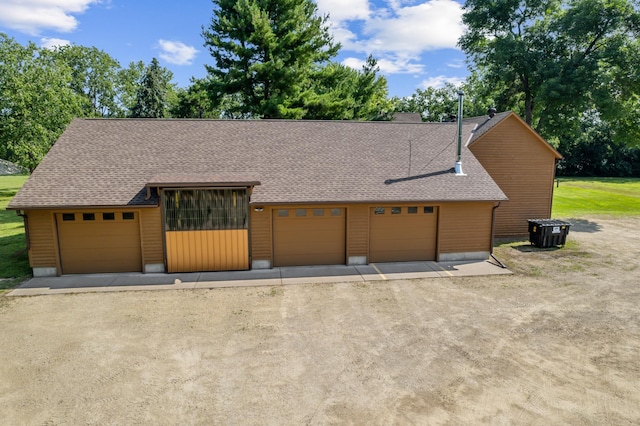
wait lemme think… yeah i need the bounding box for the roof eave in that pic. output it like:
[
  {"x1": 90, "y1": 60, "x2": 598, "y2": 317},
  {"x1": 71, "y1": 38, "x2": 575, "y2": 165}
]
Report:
[{"x1": 7, "y1": 203, "x2": 159, "y2": 211}]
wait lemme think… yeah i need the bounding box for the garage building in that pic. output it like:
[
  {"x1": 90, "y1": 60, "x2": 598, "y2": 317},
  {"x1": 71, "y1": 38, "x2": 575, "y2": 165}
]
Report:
[{"x1": 8, "y1": 113, "x2": 560, "y2": 276}]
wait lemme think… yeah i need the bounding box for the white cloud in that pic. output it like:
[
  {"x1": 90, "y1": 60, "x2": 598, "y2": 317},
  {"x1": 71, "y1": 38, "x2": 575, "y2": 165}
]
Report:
[
  {"x1": 157, "y1": 39, "x2": 198, "y2": 66},
  {"x1": 327, "y1": 23, "x2": 361, "y2": 49},
  {"x1": 316, "y1": 0, "x2": 370, "y2": 22},
  {"x1": 420, "y1": 75, "x2": 465, "y2": 89},
  {"x1": 0, "y1": 0, "x2": 100, "y2": 35},
  {"x1": 363, "y1": 0, "x2": 464, "y2": 53},
  {"x1": 446, "y1": 58, "x2": 465, "y2": 69},
  {"x1": 320, "y1": 0, "x2": 465, "y2": 75},
  {"x1": 377, "y1": 56, "x2": 424, "y2": 74},
  {"x1": 40, "y1": 37, "x2": 71, "y2": 49},
  {"x1": 342, "y1": 57, "x2": 366, "y2": 70},
  {"x1": 343, "y1": 54, "x2": 424, "y2": 74}
]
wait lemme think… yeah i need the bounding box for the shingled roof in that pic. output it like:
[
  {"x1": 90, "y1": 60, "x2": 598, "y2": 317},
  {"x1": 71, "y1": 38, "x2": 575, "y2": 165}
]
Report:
[
  {"x1": 9, "y1": 119, "x2": 507, "y2": 209},
  {"x1": 466, "y1": 110, "x2": 512, "y2": 142}
]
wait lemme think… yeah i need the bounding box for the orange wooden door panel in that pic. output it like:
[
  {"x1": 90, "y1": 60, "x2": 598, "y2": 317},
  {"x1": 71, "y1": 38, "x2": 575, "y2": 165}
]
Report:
[{"x1": 165, "y1": 230, "x2": 249, "y2": 273}]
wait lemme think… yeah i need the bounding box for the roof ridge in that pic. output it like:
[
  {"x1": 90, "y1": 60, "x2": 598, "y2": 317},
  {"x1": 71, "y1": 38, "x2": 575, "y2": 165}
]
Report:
[{"x1": 80, "y1": 117, "x2": 469, "y2": 125}]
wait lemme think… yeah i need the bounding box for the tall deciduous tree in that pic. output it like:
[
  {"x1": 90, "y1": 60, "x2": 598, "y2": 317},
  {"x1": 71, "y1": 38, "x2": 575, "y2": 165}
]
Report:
[
  {"x1": 55, "y1": 45, "x2": 122, "y2": 117},
  {"x1": 117, "y1": 60, "x2": 146, "y2": 116},
  {"x1": 171, "y1": 77, "x2": 247, "y2": 119},
  {"x1": 202, "y1": 0, "x2": 340, "y2": 118},
  {"x1": 0, "y1": 34, "x2": 81, "y2": 171},
  {"x1": 459, "y1": 0, "x2": 640, "y2": 142},
  {"x1": 393, "y1": 77, "x2": 493, "y2": 122},
  {"x1": 130, "y1": 58, "x2": 173, "y2": 118}
]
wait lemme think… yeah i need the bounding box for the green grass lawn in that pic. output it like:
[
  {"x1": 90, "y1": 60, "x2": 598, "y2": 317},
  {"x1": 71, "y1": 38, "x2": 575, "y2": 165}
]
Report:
[
  {"x1": 552, "y1": 177, "x2": 640, "y2": 218},
  {"x1": 0, "y1": 175, "x2": 30, "y2": 289}
]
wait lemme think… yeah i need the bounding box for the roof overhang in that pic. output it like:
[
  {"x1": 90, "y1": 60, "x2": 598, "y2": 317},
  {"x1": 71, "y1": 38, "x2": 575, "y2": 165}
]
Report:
[
  {"x1": 146, "y1": 173, "x2": 261, "y2": 189},
  {"x1": 145, "y1": 173, "x2": 261, "y2": 200}
]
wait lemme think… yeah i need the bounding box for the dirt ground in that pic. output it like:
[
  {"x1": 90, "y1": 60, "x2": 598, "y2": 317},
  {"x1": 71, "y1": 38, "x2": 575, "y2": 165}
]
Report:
[{"x1": 1, "y1": 216, "x2": 639, "y2": 425}]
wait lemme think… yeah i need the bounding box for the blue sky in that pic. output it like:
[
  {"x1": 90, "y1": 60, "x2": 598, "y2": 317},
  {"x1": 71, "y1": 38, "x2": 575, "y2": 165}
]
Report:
[{"x1": 0, "y1": 0, "x2": 470, "y2": 98}]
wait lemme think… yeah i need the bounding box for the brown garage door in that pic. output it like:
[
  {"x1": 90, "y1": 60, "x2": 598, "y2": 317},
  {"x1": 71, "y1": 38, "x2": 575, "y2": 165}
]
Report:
[
  {"x1": 273, "y1": 208, "x2": 346, "y2": 266},
  {"x1": 369, "y1": 206, "x2": 438, "y2": 263},
  {"x1": 56, "y1": 212, "x2": 142, "y2": 274}
]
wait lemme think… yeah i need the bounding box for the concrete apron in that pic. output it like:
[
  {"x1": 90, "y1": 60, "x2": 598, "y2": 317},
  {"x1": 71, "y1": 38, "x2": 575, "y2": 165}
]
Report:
[{"x1": 9, "y1": 260, "x2": 512, "y2": 296}]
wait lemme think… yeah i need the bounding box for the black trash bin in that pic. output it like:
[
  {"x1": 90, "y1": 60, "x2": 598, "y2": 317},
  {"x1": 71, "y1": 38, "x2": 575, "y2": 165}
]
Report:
[{"x1": 528, "y1": 219, "x2": 572, "y2": 248}]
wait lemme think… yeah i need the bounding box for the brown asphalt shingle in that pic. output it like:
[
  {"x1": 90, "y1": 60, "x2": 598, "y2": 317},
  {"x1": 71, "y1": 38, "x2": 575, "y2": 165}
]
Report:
[
  {"x1": 9, "y1": 119, "x2": 507, "y2": 209},
  {"x1": 466, "y1": 111, "x2": 512, "y2": 143}
]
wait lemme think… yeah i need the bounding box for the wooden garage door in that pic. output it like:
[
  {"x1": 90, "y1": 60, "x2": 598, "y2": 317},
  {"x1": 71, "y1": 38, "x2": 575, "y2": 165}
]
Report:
[
  {"x1": 369, "y1": 206, "x2": 438, "y2": 263},
  {"x1": 163, "y1": 188, "x2": 249, "y2": 272},
  {"x1": 56, "y1": 212, "x2": 142, "y2": 274},
  {"x1": 273, "y1": 208, "x2": 346, "y2": 266}
]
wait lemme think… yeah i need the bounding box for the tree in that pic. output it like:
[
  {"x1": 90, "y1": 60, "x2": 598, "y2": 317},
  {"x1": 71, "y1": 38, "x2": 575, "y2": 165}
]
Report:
[
  {"x1": 459, "y1": 0, "x2": 640, "y2": 142},
  {"x1": 0, "y1": 34, "x2": 81, "y2": 171},
  {"x1": 130, "y1": 58, "x2": 173, "y2": 118},
  {"x1": 393, "y1": 85, "x2": 459, "y2": 122},
  {"x1": 55, "y1": 45, "x2": 122, "y2": 117},
  {"x1": 350, "y1": 55, "x2": 393, "y2": 120},
  {"x1": 302, "y1": 56, "x2": 392, "y2": 120},
  {"x1": 171, "y1": 77, "x2": 244, "y2": 119},
  {"x1": 202, "y1": 0, "x2": 340, "y2": 118},
  {"x1": 557, "y1": 111, "x2": 640, "y2": 176},
  {"x1": 116, "y1": 60, "x2": 146, "y2": 116},
  {"x1": 392, "y1": 78, "x2": 491, "y2": 122}
]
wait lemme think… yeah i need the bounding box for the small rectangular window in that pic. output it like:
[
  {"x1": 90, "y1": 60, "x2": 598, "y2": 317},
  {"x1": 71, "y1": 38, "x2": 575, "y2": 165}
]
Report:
[
  {"x1": 82, "y1": 213, "x2": 95, "y2": 221},
  {"x1": 296, "y1": 209, "x2": 307, "y2": 217},
  {"x1": 374, "y1": 207, "x2": 385, "y2": 215},
  {"x1": 313, "y1": 209, "x2": 324, "y2": 216},
  {"x1": 102, "y1": 212, "x2": 115, "y2": 221},
  {"x1": 408, "y1": 207, "x2": 418, "y2": 214},
  {"x1": 424, "y1": 206, "x2": 434, "y2": 214},
  {"x1": 62, "y1": 213, "x2": 75, "y2": 221},
  {"x1": 122, "y1": 212, "x2": 135, "y2": 220},
  {"x1": 277, "y1": 209, "x2": 289, "y2": 217},
  {"x1": 391, "y1": 207, "x2": 401, "y2": 214},
  {"x1": 330, "y1": 208, "x2": 342, "y2": 216}
]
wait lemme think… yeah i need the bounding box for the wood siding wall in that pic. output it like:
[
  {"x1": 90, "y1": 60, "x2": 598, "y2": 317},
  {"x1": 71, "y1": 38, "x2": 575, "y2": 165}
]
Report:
[
  {"x1": 250, "y1": 208, "x2": 272, "y2": 262},
  {"x1": 437, "y1": 202, "x2": 494, "y2": 254},
  {"x1": 140, "y1": 207, "x2": 163, "y2": 265},
  {"x1": 346, "y1": 205, "x2": 368, "y2": 259},
  {"x1": 251, "y1": 202, "x2": 493, "y2": 265},
  {"x1": 25, "y1": 210, "x2": 58, "y2": 268},
  {"x1": 25, "y1": 201, "x2": 494, "y2": 273},
  {"x1": 470, "y1": 115, "x2": 558, "y2": 237}
]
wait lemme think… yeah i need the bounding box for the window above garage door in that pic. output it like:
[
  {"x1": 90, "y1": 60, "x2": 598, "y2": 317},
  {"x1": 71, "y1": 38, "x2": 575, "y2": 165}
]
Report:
[{"x1": 163, "y1": 189, "x2": 248, "y2": 231}]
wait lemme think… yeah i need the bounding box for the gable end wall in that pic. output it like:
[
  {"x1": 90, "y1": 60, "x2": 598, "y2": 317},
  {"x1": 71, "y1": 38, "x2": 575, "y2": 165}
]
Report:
[{"x1": 470, "y1": 115, "x2": 557, "y2": 237}]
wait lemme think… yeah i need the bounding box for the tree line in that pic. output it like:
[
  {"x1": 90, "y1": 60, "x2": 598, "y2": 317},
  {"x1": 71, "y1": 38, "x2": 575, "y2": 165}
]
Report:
[{"x1": 1, "y1": 0, "x2": 639, "y2": 176}]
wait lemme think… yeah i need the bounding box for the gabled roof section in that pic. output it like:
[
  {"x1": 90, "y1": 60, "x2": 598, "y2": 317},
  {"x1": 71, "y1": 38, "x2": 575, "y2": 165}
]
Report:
[
  {"x1": 466, "y1": 111, "x2": 562, "y2": 159},
  {"x1": 8, "y1": 119, "x2": 507, "y2": 209},
  {"x1": 465, "y1": 111, "x2": 512, "y2": 141}
]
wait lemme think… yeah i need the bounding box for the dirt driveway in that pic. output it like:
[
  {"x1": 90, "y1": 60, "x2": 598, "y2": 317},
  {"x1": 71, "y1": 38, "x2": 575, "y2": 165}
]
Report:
[{"x1": 1, "y1": 216, "x2": 639, "y2": 425}]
